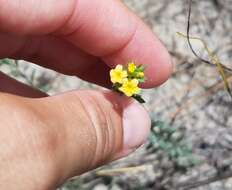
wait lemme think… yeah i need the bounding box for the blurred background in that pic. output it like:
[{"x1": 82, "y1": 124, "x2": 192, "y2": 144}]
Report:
[{"x1": 1, "y1": 0, "x2": 232, "y2": 189}]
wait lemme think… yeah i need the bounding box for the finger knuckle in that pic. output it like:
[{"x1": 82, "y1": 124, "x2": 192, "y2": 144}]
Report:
[{"x1": 78, "y1": 92, "x2": 118, "y2": 166}]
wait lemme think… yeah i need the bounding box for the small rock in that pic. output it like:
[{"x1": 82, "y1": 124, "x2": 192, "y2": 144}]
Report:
[{"x1": 93, "y1": 184, "x2": 108, "y2": 190}]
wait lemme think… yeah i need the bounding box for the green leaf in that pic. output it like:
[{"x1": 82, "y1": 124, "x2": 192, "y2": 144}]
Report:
[
  {"x1": 190, "y1": 157, "x2": 201, "y2": 166},
  {"x1": 132, "y1": 94, "x2": 146, "y2": 103},
  {"x1": 0, "y1": 59, "x2": 12, "y2": 65},
  {"x1": 153, "y1": 121, "x2": 166, "y2": 129},
  {"x1": 138, "y1": 78, "x2": 145, "y2": 83},
  {"x1": 169, "y1": 149, "x2": 178, "y2": 158},
  {"x1": 171, "y1": 132, "x2": 184, "y2": 142},
  {"x1": 158, "y1": 140, "x2": 167, "y2": 149},
  {"x1": 177, "y1": 157, "x2": 191, "y2": 168},
  {"x1": 148, "y1": 134, "x2": 158, "y2": 144},
  {"x1": 136, "y1": 65, "x2": 145, "y2": 72},
  {"x1": 162, "y1": 127, "x2": 176, "y2": 135}
]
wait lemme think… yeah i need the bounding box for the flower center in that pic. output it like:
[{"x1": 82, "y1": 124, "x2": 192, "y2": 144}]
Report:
[{"x1": 116, "y1": 71, "x2": 123, "y2": 78}]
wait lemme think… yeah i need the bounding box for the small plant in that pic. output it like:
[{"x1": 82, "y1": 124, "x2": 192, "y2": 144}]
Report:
[
  {"x1": 0, "y1": 59, "x2": 20, "y2": 77},
  {"x1": 110, "y1": 62, "x2": 146, "y2": 103},
  {"x1": 148, "y1": 120, "x2": 200, "y2": 171},
  {"x1": 0, "y1": 58, "x2": 53, "y2": 93}
]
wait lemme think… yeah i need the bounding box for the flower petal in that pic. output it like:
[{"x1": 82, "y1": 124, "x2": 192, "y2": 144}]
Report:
[
  {"x1": 116, "y1": 64, "x2": 123, "y2": 70},
  {"x1": 131, "y1": 79, "x2": 139, "y2": 86}
]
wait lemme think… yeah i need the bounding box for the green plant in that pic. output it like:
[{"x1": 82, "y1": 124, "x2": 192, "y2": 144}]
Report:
[
  {"x1": 0, "y1": 58, "x2": 53, "y2": 93},
  {"x1": 147, "y1": 120, "x2": 200, "y2": 171}
]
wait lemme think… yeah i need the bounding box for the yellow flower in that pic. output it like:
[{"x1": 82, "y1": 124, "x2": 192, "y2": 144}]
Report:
[
  {"x1": 110, "y1": 65, "x2": 128, "y2": 84},
  {"x1": 119, "y1": 79, "x2": 141, "y2": 97},
  {"x1": 137, "y1": 72, "x2": 144, "y2": 78},
  {"x1": 128, "y1": 62, "x2": 137, "y2": 73}
]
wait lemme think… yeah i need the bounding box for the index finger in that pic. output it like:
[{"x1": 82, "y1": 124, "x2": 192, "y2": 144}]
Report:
[
  {"x1": 0, "y1": 0, "x2": 172, "y2": 88},
  {"x1": 60, "y1": 0, "x2": 172, "y2": 88}
]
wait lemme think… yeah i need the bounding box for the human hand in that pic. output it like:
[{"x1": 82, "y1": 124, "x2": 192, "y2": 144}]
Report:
[{"x1": 0, "y1": 0, "x2": 172, "y2": 189}]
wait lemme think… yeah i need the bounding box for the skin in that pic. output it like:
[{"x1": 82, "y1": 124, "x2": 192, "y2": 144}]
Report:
[{"x1": 0, "y1": 0, "x2": 172, "y2": 189}]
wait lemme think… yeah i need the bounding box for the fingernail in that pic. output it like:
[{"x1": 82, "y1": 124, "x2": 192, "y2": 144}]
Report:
[{"x1": 122, "y1": 101, "x2": 151, "y2": 150}]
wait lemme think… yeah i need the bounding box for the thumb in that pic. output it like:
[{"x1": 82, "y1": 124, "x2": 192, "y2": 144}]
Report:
[{"x1": 33, "y1": 90, "x2": 151, "y2": 187}]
